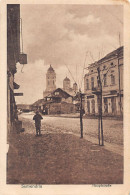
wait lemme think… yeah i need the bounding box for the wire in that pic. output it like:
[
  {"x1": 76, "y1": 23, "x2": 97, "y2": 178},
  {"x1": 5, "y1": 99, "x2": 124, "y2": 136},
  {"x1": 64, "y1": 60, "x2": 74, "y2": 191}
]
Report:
[
  {"x1": 65, "y1": 64, "x2": 77, "y2": 84},
  {"x1": 80, "y1": 51, "x2": 89, "y2": 89},
  {"x1": 104, "y1": 7, "x2": 123, "y2": 25},
  {"x1": 89, "y1": 51, "x2": 95, "y2": 63}
]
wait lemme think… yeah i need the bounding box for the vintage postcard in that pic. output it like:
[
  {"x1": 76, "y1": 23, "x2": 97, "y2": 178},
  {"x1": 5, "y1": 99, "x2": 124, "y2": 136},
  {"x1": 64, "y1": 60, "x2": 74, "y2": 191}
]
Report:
[{"x1": 0, "y1": 0, "x2": 130, "y2": 194}]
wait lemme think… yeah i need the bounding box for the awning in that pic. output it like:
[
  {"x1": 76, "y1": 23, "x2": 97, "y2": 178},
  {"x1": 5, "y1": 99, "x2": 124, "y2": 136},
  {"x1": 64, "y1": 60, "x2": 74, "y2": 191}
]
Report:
[
  {"x1": 103, "y1": 94, "x2": 117, "y2": 98},
  {"x1": 14, "y1": 93, "x2": 23, "y2": 96}
]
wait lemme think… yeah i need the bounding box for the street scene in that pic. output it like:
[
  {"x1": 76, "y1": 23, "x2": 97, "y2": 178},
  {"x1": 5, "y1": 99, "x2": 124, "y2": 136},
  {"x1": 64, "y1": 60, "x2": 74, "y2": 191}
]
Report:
[
  {"x1": 7, "y1": 4, "x2": 123, "y2": 184},
  {"x1": 7, "y1": 112, "x2": 123, "y2": 184}
]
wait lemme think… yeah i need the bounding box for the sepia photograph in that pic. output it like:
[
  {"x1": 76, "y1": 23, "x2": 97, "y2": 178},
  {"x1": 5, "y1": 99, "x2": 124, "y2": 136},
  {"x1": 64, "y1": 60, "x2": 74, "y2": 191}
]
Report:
[{"x1": 6, "y1": 3, "x2": 124, "y2": 186}]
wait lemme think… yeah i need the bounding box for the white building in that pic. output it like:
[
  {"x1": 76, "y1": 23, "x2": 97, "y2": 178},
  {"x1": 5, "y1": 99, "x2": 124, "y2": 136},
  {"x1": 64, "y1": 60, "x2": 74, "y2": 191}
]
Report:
[{"x1": 84, "y1": 46, "x2": 123, "y2": 116}]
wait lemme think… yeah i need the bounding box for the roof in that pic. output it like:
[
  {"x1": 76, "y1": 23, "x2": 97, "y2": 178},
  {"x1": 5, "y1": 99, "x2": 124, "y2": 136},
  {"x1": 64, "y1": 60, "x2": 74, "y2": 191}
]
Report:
[
  {"x1": 47, "y1": 64, "x2": 55, "y2": 72},
  {"x1": 32, "y1": 99, "x2": 45, "y2": 106},
  {"x1": 63, "y1": 77, "x2": 70, "y2": 81},
  {"x1": 52, "y1": 88, "x2": 72, "y2": 97},
  {"x1": 89, "y1": 46, "x2": 123, "y2": 68}
]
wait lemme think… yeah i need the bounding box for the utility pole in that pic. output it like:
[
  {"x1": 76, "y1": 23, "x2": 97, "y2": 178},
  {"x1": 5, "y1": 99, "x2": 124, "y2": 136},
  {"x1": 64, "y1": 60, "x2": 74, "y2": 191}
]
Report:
[
  {"x1": 80, "y1": 91, "x2": 83, "y2": 138},
  {"x1": 97, "y1": 67, "x2": 104, "y2": 146},
  {"x1": 117, "y1": 54, "x2": 122, "y2": 115}
]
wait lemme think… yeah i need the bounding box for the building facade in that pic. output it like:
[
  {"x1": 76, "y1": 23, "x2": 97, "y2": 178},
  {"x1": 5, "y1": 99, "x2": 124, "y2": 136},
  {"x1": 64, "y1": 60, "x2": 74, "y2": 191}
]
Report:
[
  {"x1": 43, "y1": 65, "x2": 56, "y2": 97},
  {"x1": 34, "y1": 88, "x2": 75, "y2": 114},
  {"x1": 7, "y1": 4, "x2": 27, "y2": 136},
  {"x1": 84, "y1": 46, "x2": 123, "y2": 117}
]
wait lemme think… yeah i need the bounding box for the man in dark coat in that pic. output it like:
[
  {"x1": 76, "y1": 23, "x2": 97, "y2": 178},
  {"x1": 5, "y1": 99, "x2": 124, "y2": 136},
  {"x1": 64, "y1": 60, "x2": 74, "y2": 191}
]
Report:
[{"x1": 33, "y1": 111, "x2": 43, "y2": 136}]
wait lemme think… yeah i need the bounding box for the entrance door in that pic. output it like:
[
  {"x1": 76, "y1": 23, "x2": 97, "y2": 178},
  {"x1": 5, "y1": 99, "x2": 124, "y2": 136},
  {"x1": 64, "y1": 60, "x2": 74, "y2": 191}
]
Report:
[
  {"x1": 111, "y1": 97, "x2": 116, "y2": 115},
  {"x1": 87, "y1": 100, "x2": 90, "y2": 114},
  {"x1": 104, "y1": 98, "x2": 108, "y2": 114}
]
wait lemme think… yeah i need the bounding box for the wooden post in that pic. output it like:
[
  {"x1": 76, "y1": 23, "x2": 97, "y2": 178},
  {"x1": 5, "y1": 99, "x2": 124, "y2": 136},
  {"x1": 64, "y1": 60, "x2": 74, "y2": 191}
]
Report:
[
  {"x1": 97, "y1": 67, "x2": 104, "y2": 146},
  {"x1": 100, "y1": 85, "x2": 104, "y2": 146},
  {"x1": 98, "y1": 95, "x2": 101, "y2": 146},
  {"x1": 80, "y1": 92, "x2": 83, "y2": 138}
]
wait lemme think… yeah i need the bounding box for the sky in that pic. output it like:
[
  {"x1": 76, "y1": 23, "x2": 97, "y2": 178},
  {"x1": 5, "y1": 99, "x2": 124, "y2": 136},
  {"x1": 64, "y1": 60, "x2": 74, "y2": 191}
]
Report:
[{"x1": 15, "y1": 4, "x2": 123, "y2": 104}]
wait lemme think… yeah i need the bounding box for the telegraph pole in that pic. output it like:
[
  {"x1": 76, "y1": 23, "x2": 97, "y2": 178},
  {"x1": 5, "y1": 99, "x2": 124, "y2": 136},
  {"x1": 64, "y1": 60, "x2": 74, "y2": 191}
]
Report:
[
  {"x1": 80, "y1": 90, "x2": 83, "y2": 138},
  {"x1": 117, "y1": 54, "x2": 122, "y2": 115},
  {"x1": 97, "y1": 67, "x2": 104, "y2": 146}
]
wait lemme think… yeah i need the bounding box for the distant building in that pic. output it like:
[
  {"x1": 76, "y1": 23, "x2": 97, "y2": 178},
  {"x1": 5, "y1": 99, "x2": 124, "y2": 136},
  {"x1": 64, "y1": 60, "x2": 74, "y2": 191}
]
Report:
[
  {"x1": 63, "y1": 77, "x2": 71, "y2": 91},
  {"x1": 34, "y1": 88, "x2": 75, "y2": 114},
  {"x1": 63, "y1": 77, "x2": 78, "y2": 96},
  {"x1": 17, "y1": 104, "x2": 32, "y2": 112},
  {"x1": 84, "y1": 46, "x2": 123, "y2": 116},
  {"x1": 73, "y1": 82, "x2": 78, "y2": 93},
  {"x1": 43, "y1": 64, "x2": 56, "y2": 97}
]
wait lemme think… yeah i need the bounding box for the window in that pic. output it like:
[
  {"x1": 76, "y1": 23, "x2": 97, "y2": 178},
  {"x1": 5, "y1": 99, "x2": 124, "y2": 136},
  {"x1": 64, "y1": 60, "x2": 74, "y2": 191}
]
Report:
[
  {"x1": 103, "y1": 74, "x2": 107, "y2": 86},
  {"x1": 55, "y1": 92, "x2": 59, "y2": 95},
  {"x1": 111, "y1": 62, "x2": 114, "y2": 66},
  {"x1": 91, "y1": 77, "x2": 94, "y2": 89},
  {"x1": 91, "y1": 69, "x2": 93, "y2": 73},
  {"x1": 103, "y1": 65, "x2": 106, "y2": 70},
  {"x1": 111, "y1": 74, "x2": 115, "y2": 85},
  {"x1": 86, "y1": 79, "x2": 89, "y2": 90}
]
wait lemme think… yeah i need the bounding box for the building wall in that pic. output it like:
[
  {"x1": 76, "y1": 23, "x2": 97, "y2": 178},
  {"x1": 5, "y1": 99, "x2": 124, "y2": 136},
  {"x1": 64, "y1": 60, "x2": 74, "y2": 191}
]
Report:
[
  {"x1": 84, "y1": 49, "x2": 123, "y2": 116},
  {"x1": 46, "y1": 102, "x2": 75, "y2": 114}
]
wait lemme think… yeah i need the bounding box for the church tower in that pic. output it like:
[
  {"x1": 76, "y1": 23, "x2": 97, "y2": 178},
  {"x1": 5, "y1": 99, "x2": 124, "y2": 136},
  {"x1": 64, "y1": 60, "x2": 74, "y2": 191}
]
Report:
[
  {"x1": 73, "y1": 82, "x2": 78, "y2": 93},
  {"x1": 63, "y1": 77, "x2": 70, "y2": 91},
  {"x1": 43, "y1": 65, "x2": 56, "y2": 97}
]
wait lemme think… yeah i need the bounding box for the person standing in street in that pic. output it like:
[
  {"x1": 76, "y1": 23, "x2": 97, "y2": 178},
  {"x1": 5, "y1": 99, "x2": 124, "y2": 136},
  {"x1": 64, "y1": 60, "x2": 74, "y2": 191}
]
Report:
[{"x1": 33, "y1": 111, "x2": 43, "y2": 136}]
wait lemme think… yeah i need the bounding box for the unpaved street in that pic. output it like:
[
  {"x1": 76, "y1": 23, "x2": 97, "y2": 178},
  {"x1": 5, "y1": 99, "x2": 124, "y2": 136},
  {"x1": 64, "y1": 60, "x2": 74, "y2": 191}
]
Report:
[
  {"x1": 7, "y1": 113, "x2": 123, "y2": 184},
  {"x1": 20, "y1": 113, "x2": 123, "y2": 146}
]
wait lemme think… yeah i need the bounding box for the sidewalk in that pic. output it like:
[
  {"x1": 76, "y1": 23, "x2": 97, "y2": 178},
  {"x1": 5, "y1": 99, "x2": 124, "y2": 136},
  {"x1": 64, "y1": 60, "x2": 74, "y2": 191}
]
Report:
[
  {"x1": 7, "y1": 129, "x2": 123, "y2": 184},
  {"x1": 44, "y1": 113, "x2": 123, "y2": 121},
  {"x1": 71, "y1": 132, "x2": 123, "y2": 156}
]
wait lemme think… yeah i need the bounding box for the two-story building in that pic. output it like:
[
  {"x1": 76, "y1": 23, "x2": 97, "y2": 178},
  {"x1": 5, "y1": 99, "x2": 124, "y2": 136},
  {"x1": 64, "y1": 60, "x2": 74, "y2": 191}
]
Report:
[
  {"x1": 84, "y1": 46, "x2": 123, "y2": 117},
  {"x1": 7, "y1": 4, "x2": 27, "y2": 135}
]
